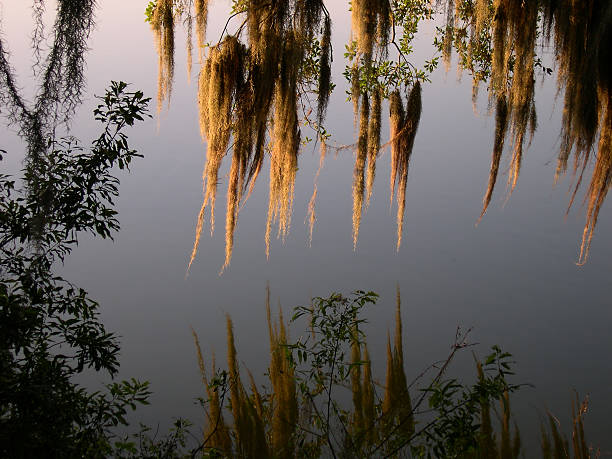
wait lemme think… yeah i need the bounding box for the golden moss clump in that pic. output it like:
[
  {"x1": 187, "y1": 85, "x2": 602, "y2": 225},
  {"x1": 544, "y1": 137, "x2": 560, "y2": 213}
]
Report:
[
  {"x1": 441, "y1": 0, "x2": 611, "y2": 262},
  {"x1": 350, "y1": 0, "x2": 392, "y2": 129},
  {"x1": 266, "y1": 31, "x2": 303, "y2": 259},
  {"x1": 189, "y1": 36, "x2": 246, "y2": 272},
  {"x1": 578, "y1": 93, "x2": 611, "y2": 265},
  {"x1": 388, "y1": 90, "x2": 403, "y2": 209},
  {"x1": 352, "y1": 95, "x2": 370, "y2": 249},
  {"x1": 504, "y1": 3, "x2": 538, "y2": 194},
  {"x1": 151, "y1": 0, "x2": 175, "y2": 113},
  {"x1": 389, "y1": 83, "x2": 422, "y2": 251},
  {"x1": 490, "y1": 0, "x2": 508, "y2": 96},
  {"x1": 350, "y1": 88, "x2": 385, "y2": 249},
  {"x1": 440, "y1": 0, "x2": 455, "y2": 72},
  {"x1": 194, "y1": 0, "x2": 209, "y2": 62},
  {"x1": 182, "y1": 0, "x2": 332, "y2": 270},
  {"x1": 307, "y1": 142, "x2": 327, "y2": 246},
  {"x1": 183, "y1": 0, "x2": 210, "y2": 80},
  {"x1": 366, "y1": 87, "x2": 382, "y2": 207},
  {"x1": 547, "y1": 1, "x2": 612, "y2": 264},
  {"x1": 474, "y1": 0, "x2": 490, "y2": 39},
  {"x1": 351, "y1": 0, "x2": 374, "y2": 60},
  {"x1": 479, "y1": 94, "x2": 509, "y2": 223}
]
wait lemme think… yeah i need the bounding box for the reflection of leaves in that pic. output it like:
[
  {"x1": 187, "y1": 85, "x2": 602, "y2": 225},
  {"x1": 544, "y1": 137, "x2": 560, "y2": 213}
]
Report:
[
  {"x1": 345, "y1": 0, "x2": 437, "y2": 97},
  {"x1": 290, "y1": 291, "x2": 377, "y2": 387},
  {"x1": 413, "y1": 346, "x2": 521, "y2": 458},
  {"x1": 144, "y1": 1, "x2": 157, "y2": 23},
  {"x1": 230, "y1": 0, "x2": 249, "y2": 14}
]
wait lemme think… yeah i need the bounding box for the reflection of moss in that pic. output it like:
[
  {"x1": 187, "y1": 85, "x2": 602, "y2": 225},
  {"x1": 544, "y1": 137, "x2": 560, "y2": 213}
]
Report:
[{"x1": 191, "y1": 288, "x2": 596, "y2": 457}]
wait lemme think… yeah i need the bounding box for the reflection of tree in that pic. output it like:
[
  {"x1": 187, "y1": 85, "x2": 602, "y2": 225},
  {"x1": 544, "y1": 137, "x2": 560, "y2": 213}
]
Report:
[
  {"x1": 0, "y1": 0, "x2": 97, "y2": 239},
  {"x1": 190, "y1": 288, "x2": 542, "y2": 457},
  {"x1": 0, "y1": 0, "x2": 96, "y2": 161}
]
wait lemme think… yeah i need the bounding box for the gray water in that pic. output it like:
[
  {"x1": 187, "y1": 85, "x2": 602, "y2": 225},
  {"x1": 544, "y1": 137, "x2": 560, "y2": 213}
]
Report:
[{"x1": 2, "y1": 1, "x2": 611, "y2": 453}]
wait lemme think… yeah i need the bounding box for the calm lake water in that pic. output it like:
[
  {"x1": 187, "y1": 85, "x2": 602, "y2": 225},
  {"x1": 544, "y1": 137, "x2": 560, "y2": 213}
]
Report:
[{"x1": 3, "y1": 1, "x2": 612, "y2": 453}]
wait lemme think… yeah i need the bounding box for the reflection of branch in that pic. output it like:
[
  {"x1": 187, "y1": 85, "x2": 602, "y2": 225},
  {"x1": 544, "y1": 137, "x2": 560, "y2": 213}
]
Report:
[
  {"x1": 389, "y1": 13, "x2": 418, "y2": 74},
  {"x1": 323, "y1": 317, "x2": 342, "y2": 459},
  {"x1": 368, "y1": 327, "x2": 473, "y2": 456},
  {"x1": 218, "y1": 3, "x2": 272, "y2": 44},
  {"x1": 218, "y1": 11, "x2": 246, "y2": 44},
  {"x1": 384, "y1": 395, "x2": 472, "y2": 458},
  {"x1": 331, "y1": 398, "x2": 357, "y2": 453},
  {"x1": 189, "y1": 376, "x2": 229, "y2": 458}
]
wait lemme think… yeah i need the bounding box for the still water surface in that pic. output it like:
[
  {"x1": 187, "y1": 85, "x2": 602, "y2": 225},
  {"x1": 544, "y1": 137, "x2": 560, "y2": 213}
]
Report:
[{"x1": 2, "y1": 1, "x2": 612, "y2": 452}]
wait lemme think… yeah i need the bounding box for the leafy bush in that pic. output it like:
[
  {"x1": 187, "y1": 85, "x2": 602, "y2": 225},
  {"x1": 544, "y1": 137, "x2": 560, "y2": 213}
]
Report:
[{"x1": 0, "y1": 81, "x2": 153, "y2": 458}]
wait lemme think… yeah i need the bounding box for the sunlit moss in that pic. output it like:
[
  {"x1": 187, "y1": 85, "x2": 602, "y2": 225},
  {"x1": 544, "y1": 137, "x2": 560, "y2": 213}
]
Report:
[
  {"x1": 389, "y1": 83, "x2": 422, "y2": 251},
  {"x1": 366, "y1": 87, "x2": 382, "y2": 208},
  {"x1": 151, "y1": 0, "x2": 175, "y2": 113},
  {"x1": 389, "y1": 90, "x2": 404, "y2": 209},
  {"x1": 266, "y1": 30, "x2": 303, "y2": 258},
  {"x1": 443, "y1": 0, "x2": 611, "y2": 262},
  {"x1": 352, "y1": 95, "x2": 370, "y2": 250},
  {"x1": 578, "y1": 95, "x2": 611, "y2": 265},
  {"x1": 308, "y1": 142, "x2": 327, "y2": 246},
  {"x1": 479, "y1": 95, "x2": 509, "y2": 223},
  {"x1": 183, "y1": 0, "x2": 332, "y2": 269},
  {"x1": 189, "y1": 36, "x2": 246, "y2": 272},
  {"x1": 171, "y1": 0, "x2": 612, "y2": 268},
  {"x1": 194, "y1": 0, "x2": 209, "y2": 62}
]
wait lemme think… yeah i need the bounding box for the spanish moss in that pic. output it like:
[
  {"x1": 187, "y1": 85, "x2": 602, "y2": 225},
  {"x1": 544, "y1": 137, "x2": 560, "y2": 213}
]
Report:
[
  {"x1": 366, "y1": 87, "x2": 382, "y2": 208},
  {"x1": 352, "y1": 95, "x2": 370, "y2": 250},
  {"x1": 151, "y1": 0, "x2": 175, "y2": 113}
]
